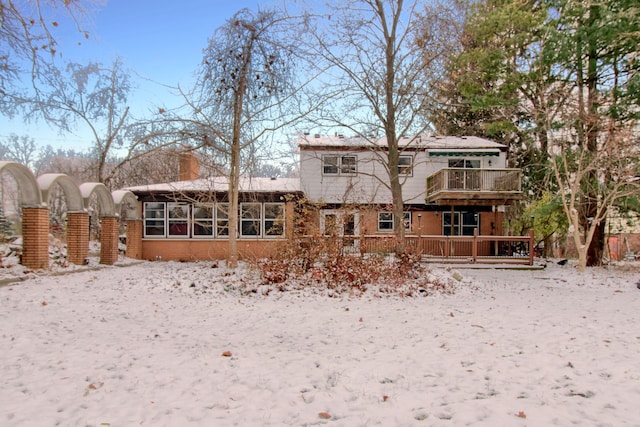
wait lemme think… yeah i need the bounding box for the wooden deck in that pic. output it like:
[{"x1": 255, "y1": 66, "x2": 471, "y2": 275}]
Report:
[
  {"x1": 359, "y1": 231, "x2": 535, "y2": 265},
  {"x1": 426, "y1": 168, "x2": 522, "y2": 205}
]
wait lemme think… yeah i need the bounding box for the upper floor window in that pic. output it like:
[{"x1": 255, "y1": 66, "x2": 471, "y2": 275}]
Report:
[
  {"x1": 323, "y1": 155, "x2": 357, "y2": 175},
  {"x1": 448, "y1": 159, "x2": 480, "y2": 169},
  {"x1": 398, "y1": 155, "x2": 413, "y2": 176}
]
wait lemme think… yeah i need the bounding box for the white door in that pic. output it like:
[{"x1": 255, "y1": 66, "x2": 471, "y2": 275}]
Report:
[{"x1": 321, "y1": 209, "x2": 360, "y2": 253}]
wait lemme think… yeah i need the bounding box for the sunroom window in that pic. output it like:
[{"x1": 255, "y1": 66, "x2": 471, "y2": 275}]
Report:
[
  {"x1": 168, "y1": 203, "x2": 189, "y2": 237},
  {"x1": 241, "y1": 203, "x2": 261, "y2": 236},
  {"x1": 264, "y1": 203, "x2": 285, "y2": 236},
  {"x1": 144, "y1": 202, "x2": 165, "y2": 237},
  {"x1": 192, "y1": 204, "x2": 214, "y2": 237},
  {"x1": 216, "y1": 203, "x2": 230, "y2": 237}
]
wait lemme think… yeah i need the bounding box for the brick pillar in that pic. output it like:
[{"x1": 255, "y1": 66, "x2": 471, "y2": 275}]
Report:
[
  {"x1": 21, "y1": 207, "x2": 49, "y2": 269},
  {"x1": 67, "y1": 211, "x2": 89, "y2": 265},
  {"x1": 100, "y1": 216, "x2": 119, "y2": 265},
  {"x1": 125, "y1": 219, "x2": 142, "y2": 259}
]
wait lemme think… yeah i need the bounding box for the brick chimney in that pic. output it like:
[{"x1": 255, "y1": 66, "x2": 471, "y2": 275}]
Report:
[{"x1": 179, "y1": 152, "x2": 199, "y2": 181}]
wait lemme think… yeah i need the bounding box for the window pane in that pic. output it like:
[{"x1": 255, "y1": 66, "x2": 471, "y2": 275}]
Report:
[
  {"x1": 241, "y1": 203, "x2": 261, "y2": 236},
  {"x1": 341, "y1": 156, "x2": 357, "y2": 174},
  {"x1": 144, "y1": 203, "x2": 165, "y2": 237},
  {"x1": 398, "y1": 156, "x2": 413, "y2": 175},
  {"x1": 403, "y1": 211, "x2": 411, "y2": 231},
  {"x1": 324, "y1": 213, "x2": 337, "y2": 236},
  {"x1": 216, "y1": 203, "x2": 229, "y2": 237},
  {"x1": 145, "y1": 220, "x2": 165, "y2": 236},
  {"x1": 378, "y1": 212, "x2": 393, "y2": 231},
  {"x1": 168, "y1": 203, "x2": 189, "y2": 236},
  {"x1": 264, "y1": 203, "x2": 284, "y2": 236},
  {"x1": 323, "y1": 156, "x2": 339, "y2": 174},
  {"x1": 193, "y1": 205, "x2": 213, "y2": 237}
]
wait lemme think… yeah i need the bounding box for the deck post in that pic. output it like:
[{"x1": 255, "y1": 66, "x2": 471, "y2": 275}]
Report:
[
  {"x1": 528, "y1": 229, "x2": 535, "y2": 265},
  {"x1": 472, "y1": 228, "x2": 478, "y2": 263}
]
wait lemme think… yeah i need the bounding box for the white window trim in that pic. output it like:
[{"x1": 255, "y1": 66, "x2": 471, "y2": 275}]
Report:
[
  {"x1": 398, "y1": 155, "x2": 414, "y2": 176},
  {"x1": 322, "y1": 154, "x2": 358, "y2": 176},
  {"x1": 377, "y1": 211, "x2": 411, "y2": 232},
  {"x1": 192, "y1": 203, "x2": 214, "y2": 239},
  {"x1": 143, "y1": 202, "x2": 166, "y2": 238},
  {"x1": 264, "y1": 202, "x2": 286, "y2": 238}
]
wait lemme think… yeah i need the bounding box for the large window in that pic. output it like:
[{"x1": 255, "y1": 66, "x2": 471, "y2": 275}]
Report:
[
  {"x1": 168, "y1": 203, "x2": 189, "y2": 237},
  {"x1": 193, "y1": 204, "x2": 214, "y2": 237},
  {"x1": 377, "y1": 211, "x2": 411, "y2": 232},
  {"x1": 448, "y1": 159, "x2": 481, "y2": 190},
  {"x1": 142, "y1": 201, "x2": 285, "y2": 239},
  {"x1": 264, "y1": 203, "x2": 285, "y2": 236},
  {"x1": 241, "y1": 203, "x2": 261, "y2": 237},
  {"x1": 144, "y1": 202, "x2": 165, "y2": 237},
  {"x1": 443, "y1": 211, "x2": 478, "y2": 236},
  {"x1": 322, "y1": 155, "x2": 357, "y2": 175}
]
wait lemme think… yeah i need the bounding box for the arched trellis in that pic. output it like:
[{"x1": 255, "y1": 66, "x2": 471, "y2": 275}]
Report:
[
  {"x1": 0, "y1": 161, "x2": 43, "y2": 207},
  {"x1": 0, "y1": 161, "x2": 47, "y2": 269},
  {"x1": 78, "y1": 182, "x2": 116, "y2": 216},
  {"x1": 112, "y1": 190, "x2": 140, "y2": 220},
  {"x1": 38, "y1": 173, "x2": 89, "y2": 266},
  {"x1": 78, "y1": 182, "x2": 119, "y2": 265},
  {"x1": 112, "y1": 190, "x2": 142, "y2": 260},
  {"x1": 37, "y1": 173, "x2": 84, "y2": 212}
]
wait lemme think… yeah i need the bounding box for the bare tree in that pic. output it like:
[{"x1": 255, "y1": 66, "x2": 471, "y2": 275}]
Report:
[
  {"x1": 161, "y1": 8, "x2": 311, "y2": 268},
  {"x1": 0, "y1": 133, "x2": 38, "y2": 170},
  {"x1": 25, "y1": 58, "x2": 132, "y2": 187},
  {"x1": 307, "y1": 0, "x2": 456, "y2": 249},
  {"x1": 1, "y1": 0, "x2": 98, "y2": 114}
]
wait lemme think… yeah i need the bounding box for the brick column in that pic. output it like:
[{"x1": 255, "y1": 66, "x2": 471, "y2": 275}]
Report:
[
  {"x1": 125, "y1": 219, "x2": 142, "y2": 259},
  {"x1": 21, "y1": 207, "x2": 49, "y2": 269},
  {"x1": 100, "y1": 216, "x2": 119, "y2": 265},
  {"x1": 67, "y1": 211, "x2": 89, "y2": 265}
]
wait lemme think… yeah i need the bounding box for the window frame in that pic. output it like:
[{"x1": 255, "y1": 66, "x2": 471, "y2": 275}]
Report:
[
  {"x1": 377, "y1": 211, "x2": 411, "y2": 232},
  {"x1": 264, "y1": 203, "x2": 285, "y2": 237},
  {"x1": 240, "y1": 202, "x2": 262, "y2": 237},
  {"x1": 216, "y1": 203, "x2": 230, "y2": 239},
  {"x1": 322, "y1": 154, "x2": 358, "y2": 176},
  {"x1": 398, "y1": 155, "x2": 413, "y2": 176},
  {"x1": 192, "y1": 203, "x2": 214, "y2": 238},
  {"x1": 143, "y1": 202, "x2": 166, "y2": 238},
  {"x1": 167, "y1": 202, "x2": 190, "y2": 238}
]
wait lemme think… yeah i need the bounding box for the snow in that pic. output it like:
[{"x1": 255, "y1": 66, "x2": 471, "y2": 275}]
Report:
[{"x1": 1, "y1": 252, "x2": 640, "y2": 426}]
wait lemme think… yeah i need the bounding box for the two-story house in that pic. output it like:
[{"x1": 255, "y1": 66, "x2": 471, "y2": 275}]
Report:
[
  {"x1": 298, "y1": 134, "x2": 522, "y2": 251},
  {"x1": 124, "y1": 134, "x2": 524, "y2": 262}
]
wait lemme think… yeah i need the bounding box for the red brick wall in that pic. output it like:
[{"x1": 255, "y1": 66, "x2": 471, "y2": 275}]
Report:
[
  {"x1": 67, "y1": 212, "x2": 89, "y2": 265},
  {"x1": 100, "y1": 216, "x2": 119, "y2": 265},
  {"x1": 21, "y1": 207, "x2": 49, "y2": 269},
  {"x1": 125, "y1": 219, "x2": 142, "y2": 259},
  {"x1": 141, "y1": 239, "x2": 287, "y2": 262}
]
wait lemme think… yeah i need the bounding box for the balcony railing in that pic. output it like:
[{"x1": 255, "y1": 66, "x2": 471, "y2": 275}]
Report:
[{"x1": 426, "y1": 168, "x2": 522, "y2": 203}]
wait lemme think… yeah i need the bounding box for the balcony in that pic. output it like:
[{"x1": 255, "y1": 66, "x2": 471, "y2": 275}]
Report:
[{"x1": 426, "y1": 168, "x2": 522, "y2": 206}]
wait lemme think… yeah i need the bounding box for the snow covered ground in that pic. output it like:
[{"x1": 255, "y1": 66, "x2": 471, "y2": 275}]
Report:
[{"x1": 1, "y1": 254, "x2": 640, "y2": 426}]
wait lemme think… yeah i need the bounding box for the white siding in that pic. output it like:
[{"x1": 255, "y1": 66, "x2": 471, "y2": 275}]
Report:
[{"x1": 300, "y1": 149, "x2": 430, "y2": 205}]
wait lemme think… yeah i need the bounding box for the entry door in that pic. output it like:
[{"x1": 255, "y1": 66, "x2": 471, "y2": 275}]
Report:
[{"x1": 321, "y1": 210, "x2": 360, "y2": 252}]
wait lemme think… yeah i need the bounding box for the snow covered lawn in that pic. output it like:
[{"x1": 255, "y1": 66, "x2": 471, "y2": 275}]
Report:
[{"x1": 1, "y1": 260, "x2": 639, "y2": 426}]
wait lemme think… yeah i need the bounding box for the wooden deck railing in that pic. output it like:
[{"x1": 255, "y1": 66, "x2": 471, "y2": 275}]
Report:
[
  {"x1": 426, "y1": 168, "x2": 522, "y2": 195},
  {"x1": 358, "y1": 230, "x2": 535, "y2": 265}
]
